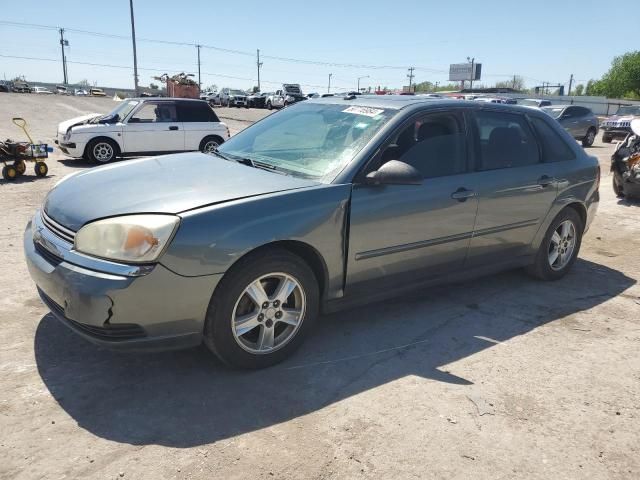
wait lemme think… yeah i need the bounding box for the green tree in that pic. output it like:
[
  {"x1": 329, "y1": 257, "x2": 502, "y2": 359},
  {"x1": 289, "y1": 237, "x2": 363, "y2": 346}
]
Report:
[
  {"x1": 414, "y1": 81, "x2": 434, "y2": 92},
  {"x1": 149, "y1": 83, "x2": 159, "y2": 90},
  {"x1": 573, "y1": 84, "x2": 584, "y2": 96},
  {"x1": 593, "y1": 51, "x2": 640, "y2": 98}
]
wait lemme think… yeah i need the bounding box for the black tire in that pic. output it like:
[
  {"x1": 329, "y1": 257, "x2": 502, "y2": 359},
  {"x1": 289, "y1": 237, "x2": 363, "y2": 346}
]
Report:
[
  {"x1": 199, "y1": 135, "x2": 224, "y2": 154},
  {"x1": 613, "y1": 173, "x2": 625, "y2": 198},
  {"x1": 204, "y1": 248, "x2": 320, "y2": 369},
  {"x1": 582, "y1": 128, "x2": 596, "y2": 147},
  {"x1": 34, "y1": 162, "x2": 48, "y2": 177},
  {"x1": 526, "y1": 208, "x2": 584, "y2": 281},
  {"x1": 86, "y1": 138, "x2": 118, "y2": 164},
  {"x1": 14, "y1": 160, "x2": 26, "y2": 175},
  {"x1": 602, "y1": 134, "x2": 612, "y2": 144},
  {"x1": 2, "y1": 164, "x2": 17, "y2": 181},
  {"x1": 267, "y1": 100, "x2": 273, "y2": 111}
]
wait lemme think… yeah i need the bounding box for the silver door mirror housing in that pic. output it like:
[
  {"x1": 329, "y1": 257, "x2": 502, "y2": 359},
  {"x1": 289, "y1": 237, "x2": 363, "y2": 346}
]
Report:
[{"x1": 365, "y1": 160, "x2": 423, "y2": 186}]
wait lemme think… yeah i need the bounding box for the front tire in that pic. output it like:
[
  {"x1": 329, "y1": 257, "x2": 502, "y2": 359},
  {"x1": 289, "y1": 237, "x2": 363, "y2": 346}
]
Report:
[
  {"x1": 613, "y1": 173, "x2": 625, "y2": 197},
  {"x1": 34, "y1": 162, "x2": 48, "y2": 177},
  {"x1": 204, "y1": 248, "x2": 319, "y2": 369},
  {"x1": 526, "y1": 208, "x2": 583, "y2": 281},
  {"x1": 86, "y1": 138, "x2": 118, "y2": 163},
  {"x1": 267, "y1": 100, "x2": 273, "y2": 110}
]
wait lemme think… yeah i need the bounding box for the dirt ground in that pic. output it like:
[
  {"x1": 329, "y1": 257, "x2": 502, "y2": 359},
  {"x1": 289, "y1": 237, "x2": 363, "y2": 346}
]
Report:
[{"x1": 0, "y1": 93, "x2": 638, "y2": 480}]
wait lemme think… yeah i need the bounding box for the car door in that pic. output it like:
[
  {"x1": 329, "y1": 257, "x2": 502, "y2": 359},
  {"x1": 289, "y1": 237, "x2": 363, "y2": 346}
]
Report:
[
  {"x1": 122, "y1": 101, "x2": 184, "y2": 153},
  {"x1": 559, "y1": 106, "x2": 581, "y2": 138},
  {"x1": 346, "y1": 109, "x2": 478, "y2": 294},
  {"x1": 463, "y1": 109, "x2": 559, "y2": 268},
  {"x1": 273, "y1": 90, "x2": 283, "y2": 107}
]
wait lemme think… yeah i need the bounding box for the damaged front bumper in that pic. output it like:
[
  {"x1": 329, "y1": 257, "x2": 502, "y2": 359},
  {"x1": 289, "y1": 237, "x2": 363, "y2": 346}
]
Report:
[{"x1": 24, "y1": 212, "x2": 222, "y2": 351}]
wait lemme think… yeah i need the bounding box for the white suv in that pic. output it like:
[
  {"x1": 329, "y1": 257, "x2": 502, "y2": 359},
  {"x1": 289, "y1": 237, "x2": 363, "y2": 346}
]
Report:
[{"x1": 56, "y1": 98, "x2": 230, "y2": 163}]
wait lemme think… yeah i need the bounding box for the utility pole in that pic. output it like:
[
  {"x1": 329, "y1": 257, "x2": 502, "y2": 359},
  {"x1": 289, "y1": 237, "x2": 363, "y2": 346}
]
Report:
[
  {"x1": 328, "y1": 73, "x2": 332, "y2": 93},
  {"x1": 568, "y1": 73, "x2": 574, "y2": 96},
  {"x1": 196, "y1": 44, "x2": 202, "y2": 91},
  {"x1": 407, "y1": 67, "x2": 415, "y2": 90},
  {"x1": 467, "y1": 57, "x2": 475, "y2": 90},
  {"x1": 129, "y1": 0, "x2": 140, "y2": 96},
  {"x1": 256, "y1": 49, "x2": 262, "y2": 92},
  {"x1": 59, "y1": 28, "x2": 68, "y2": 84},
  {"x1": 512, "y1": 75, "x2": 516, "y2": 89}
]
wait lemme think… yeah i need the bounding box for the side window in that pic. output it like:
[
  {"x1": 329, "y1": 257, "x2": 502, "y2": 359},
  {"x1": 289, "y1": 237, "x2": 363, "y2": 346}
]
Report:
[
  {"x1": 381, "y1": 112, "x2": 467, "y2": 178},
  {"x1": 530, "y1": 116, "x2": 576, "y2": 162},
  {"x1": 574, "y1": 106, "x2": 590, "y2": 117},
  {"x1": 473, "y1": 110, "x2": 540, "y2": 170},
  {"x1": 178, "y1": 102, "x2": 220, "y2": 122},
  {"x1": 129, "y1": 103, "x2": 177, "y2": 123}
]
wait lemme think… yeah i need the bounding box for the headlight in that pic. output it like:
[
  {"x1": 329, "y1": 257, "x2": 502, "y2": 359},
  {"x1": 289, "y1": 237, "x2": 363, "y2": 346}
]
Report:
[{"x1": 75, "y1": 214, "x2": 180, "y2": 263}]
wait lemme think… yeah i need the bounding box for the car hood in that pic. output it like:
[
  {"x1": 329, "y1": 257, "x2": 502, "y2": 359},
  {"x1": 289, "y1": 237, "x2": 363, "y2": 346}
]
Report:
[
  {"x1": 44, "y1": 152, "x2": 320, "y2": 231},
  {"x1": 57, "y1": 113, "x2": 102, "y2": 133}
]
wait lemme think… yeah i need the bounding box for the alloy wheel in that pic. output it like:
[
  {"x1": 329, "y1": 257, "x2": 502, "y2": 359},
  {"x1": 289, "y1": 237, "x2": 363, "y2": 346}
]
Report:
[
  {"x1": 548, "y1": 220, "x2": 576, "y2": 271},
  {"x1": 203, "y1": 140, "x2": 219, "y2": 154},
  {"x1": 231, "y1": 272, "x2": 306, "y2": 354},
  {"x1": 93, "y1": 142, "x2": 114, "y2": 162}
]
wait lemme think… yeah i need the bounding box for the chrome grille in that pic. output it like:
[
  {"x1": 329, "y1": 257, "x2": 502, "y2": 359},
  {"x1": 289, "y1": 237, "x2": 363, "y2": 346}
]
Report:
[{"x1": 41, "y1": 210, "x2": 76, "y2": 244}]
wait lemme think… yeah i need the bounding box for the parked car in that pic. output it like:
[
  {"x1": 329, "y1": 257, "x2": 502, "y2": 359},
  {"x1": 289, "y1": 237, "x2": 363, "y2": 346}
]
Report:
[
  {"x1": 518, "y1": 98, "x2": 552, "y2": 108},
  {"x1": 600, "y1": 105, "x2": 640, "y2": 143},
  {"x1": 541, "y1": 105, "x2": 598, "y2": 147},
  {"x1": 266, "y1": 84, "x2": 306, "y2": 110},
  {"x1": 27, "y1": 97, "x2": 599, "y2": 368},
  {"x1": 13, "y1": 81, "x2": 31, "y2": 93},
  {"x1": 307, "y1": 93, "x2": 335, "y2": 99},
  {"x1": 89, "y1": 88, "x2": 106, "y2": 97},
  {"x1": 32, "y1": 86, "x2": 54, "y2": 94},
  {"x1": 218, "y1": 88, "x2": 248, "y2": 107},
  {"x1": 247, "y1": 92, "x2": 271, "y2": 108},
  {"x1": 0, "y1": 81, "x2": 11, "y2": 93},
  {"x1": 74, "y1": 89, "x2": 88, "y2": 96},
  {"x1": 55, "y1": 98, "x2": 230, "y2": 163},
  {"x1": 55, "y1": 85, "x2": 69, "y2": 95}
]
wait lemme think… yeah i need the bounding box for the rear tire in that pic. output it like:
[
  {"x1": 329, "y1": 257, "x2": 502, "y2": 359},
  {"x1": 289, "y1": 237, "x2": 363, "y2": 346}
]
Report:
[
  {"x1": 199, "y1": 136, "x2": 224, "y2": 154},
  {"x1": 582, "y1": 128, "x2": 596, "y2": 147},
  {"x1": 526, "y1": 208, "x2": 583, "y2": 281},
  {"x1": 613, "y1": 174, "x2": 625, "y2": 198},
  {"x1": 203, "y1": 248, "x2": 319, "y2": 369}
]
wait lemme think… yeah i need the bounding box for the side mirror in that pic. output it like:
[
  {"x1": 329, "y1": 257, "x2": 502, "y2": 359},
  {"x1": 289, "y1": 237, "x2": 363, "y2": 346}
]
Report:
[{"x1": 364, "y1": 160, "x2": 422, "y2": 186}]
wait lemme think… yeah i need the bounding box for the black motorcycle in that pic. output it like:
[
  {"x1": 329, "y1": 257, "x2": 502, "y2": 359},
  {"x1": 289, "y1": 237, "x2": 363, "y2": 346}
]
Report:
[{"x1": 611, "y1": 120, "x2": 640, "y2": 198}]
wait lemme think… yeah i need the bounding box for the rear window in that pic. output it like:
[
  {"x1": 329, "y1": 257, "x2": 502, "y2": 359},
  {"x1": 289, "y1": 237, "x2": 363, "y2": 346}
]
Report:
[
  {"x1": 177, "y1": 102, "x2": 220, "y2": 122},
  {"x1": 530, "y1": 116, "x2": 576, "y2": 162},
  {"x1": 473, "y1": 110, "x2": 540, "y2": 170}
]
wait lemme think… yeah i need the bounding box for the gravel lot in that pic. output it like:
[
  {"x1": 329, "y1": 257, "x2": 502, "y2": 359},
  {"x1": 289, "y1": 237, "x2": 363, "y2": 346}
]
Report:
[{"x1": 1, "y1": 93, "x2": 639, "y2": 480}]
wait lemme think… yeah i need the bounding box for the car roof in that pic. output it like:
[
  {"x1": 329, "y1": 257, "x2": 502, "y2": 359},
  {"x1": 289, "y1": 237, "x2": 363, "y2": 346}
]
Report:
[
  {"x1": 127, "y1": 97, "x2": 207, "y2": 103},
  {"x1": 306, "y1": 94, "x2": 541, "y2": 115}
]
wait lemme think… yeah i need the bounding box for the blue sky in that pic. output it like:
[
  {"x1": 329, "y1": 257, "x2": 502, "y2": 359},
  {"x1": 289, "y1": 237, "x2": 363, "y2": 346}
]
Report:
[{"x1": 0, "y1": 0, "x2": 631, "y2": 93}]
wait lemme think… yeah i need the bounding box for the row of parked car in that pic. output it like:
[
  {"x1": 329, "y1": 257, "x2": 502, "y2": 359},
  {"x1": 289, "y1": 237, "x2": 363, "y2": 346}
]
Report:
[
  {"x1": 201, "y1": 84, "x2": 311, "y2": 110},
  {"x1": 0, "y1": 80, "x2": 106, "y2": 96}
]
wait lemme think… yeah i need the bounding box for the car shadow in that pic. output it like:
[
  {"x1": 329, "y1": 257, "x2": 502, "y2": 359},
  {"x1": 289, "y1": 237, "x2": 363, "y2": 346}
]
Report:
[
  {"x1": 617, "y1": 196, "x2": 640, "y2": 207},
  {"x1": 58, "y1": 159, "x2": 93, "y2": 168},
  {"x1": 34, "y1": 258, "x2": 634, "y2": 447}
]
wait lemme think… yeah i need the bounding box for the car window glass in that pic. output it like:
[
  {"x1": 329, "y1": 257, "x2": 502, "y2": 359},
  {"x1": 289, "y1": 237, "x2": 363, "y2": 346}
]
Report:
[
  {"x1": 382, "y1": 113, "x2": 466, "y2": 178},
  {"x1": 473, "y1": 110, "x2": 540, "y2": 170},
  {"x1": 130, "y1": 103, "x2": 177, "y2": 123},
  {"x1": 178, "y1": 102, "x2": 219, "y2": 122},
  {"x1": 530, "y1": 116, "x2": 576, "y2": 162},
  {"x1": 254, "y1": 112, "x2": 328, "y2": 151}
]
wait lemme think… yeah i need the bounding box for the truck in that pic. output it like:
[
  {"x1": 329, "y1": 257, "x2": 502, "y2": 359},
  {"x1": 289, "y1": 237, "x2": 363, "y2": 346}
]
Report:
[{"x1": 266, "y1": 84, "x2": 306, "y2": 110}]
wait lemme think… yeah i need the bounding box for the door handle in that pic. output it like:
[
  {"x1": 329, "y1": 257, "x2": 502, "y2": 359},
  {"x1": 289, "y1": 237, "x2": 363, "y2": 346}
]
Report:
[
  {"x1": 537, "y1": 175, "x2": 555, "y2": 187},
  {"x1": 168, "y1": 126, "x2": 179, "y2": 131},
  {"x1": 451, "y1": 188, "x2": 476, "y2": 202}
]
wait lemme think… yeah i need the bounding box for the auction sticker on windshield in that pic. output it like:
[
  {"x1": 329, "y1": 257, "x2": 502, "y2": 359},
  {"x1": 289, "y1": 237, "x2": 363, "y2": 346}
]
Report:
[{"x1": 342, "y1": 106, "x2": 385, "y2": 117}]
